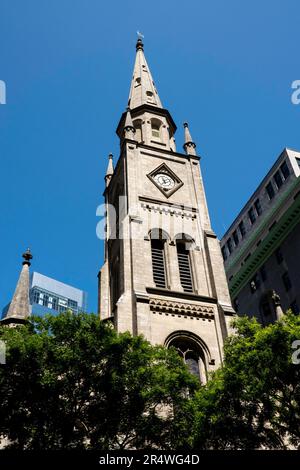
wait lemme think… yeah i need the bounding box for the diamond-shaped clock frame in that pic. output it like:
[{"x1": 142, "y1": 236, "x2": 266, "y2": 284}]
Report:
[{"x1": 147, "y1": 163, "x2": 183, "y2": 198}]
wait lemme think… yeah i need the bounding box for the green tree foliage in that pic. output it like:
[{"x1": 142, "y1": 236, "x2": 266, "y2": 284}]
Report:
[
  {"x1": 0, "y1": 312, "x2": 198, "y2": 450},
  {"x1": 191, "y1": 312, "x2": 300, "y2": 449},
  {"x1": 2, "y1": 311, "x2": 300, "y2": 450}
]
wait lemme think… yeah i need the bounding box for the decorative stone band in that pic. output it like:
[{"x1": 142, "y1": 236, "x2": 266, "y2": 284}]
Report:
[
  {"x1": 141, "y1": 202, "x2": 197, "y2": 220},
  {"x1": 149, "y1": 297, "x2": 214, "y2": 319}
]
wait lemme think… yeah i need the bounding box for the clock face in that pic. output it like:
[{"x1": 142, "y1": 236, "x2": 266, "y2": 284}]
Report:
[{"x1": 154, "y1": 173, "x2": 175, "y2": 189}]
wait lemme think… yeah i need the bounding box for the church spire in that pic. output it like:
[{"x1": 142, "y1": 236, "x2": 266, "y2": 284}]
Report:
[
  {"x1": 2, "y1": 249, "x2": 32, "y2": 326},
  {"x1": 183, "y1": 122, "x2": 197, "y2": 156},
  {"x1": 127, "y1": 38, "x2": 163, "y2": 110}
]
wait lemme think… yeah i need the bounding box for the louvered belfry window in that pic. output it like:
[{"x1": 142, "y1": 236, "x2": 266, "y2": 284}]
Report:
[
  {"x1": 151, "y1": 239, "x2": 166, "y2": 288},
  {"x1": 177, "y1": 242, "x2": 193, "y2": 292}
]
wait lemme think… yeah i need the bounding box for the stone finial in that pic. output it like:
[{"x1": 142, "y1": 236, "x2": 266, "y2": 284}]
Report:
[
  {"x1": 22, "y1": 248, "x2": 33, "y2": 266},
  {"x1": 136, "y1": 38, "x2": 144, "y2": 51},
  {"x1": 183, "y1": 122, "x2": 197, "y2": 156}
]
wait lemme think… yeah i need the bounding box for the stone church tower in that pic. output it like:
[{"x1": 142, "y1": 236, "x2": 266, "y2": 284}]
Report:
[{"x1": 98, "y1": 38, "x2": 234, "y2": 381}]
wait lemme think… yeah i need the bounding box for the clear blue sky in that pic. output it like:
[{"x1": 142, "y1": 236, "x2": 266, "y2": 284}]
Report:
[{"x1": 1, "y1": 0, "x2": 300, "y2": 312}]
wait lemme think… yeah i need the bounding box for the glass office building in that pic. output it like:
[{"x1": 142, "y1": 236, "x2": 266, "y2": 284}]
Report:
[{"x1": 2, "y1": 272, "x2": 88, "y2": 318}]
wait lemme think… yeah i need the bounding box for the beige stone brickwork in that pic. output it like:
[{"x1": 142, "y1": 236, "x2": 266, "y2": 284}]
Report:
[{"x1": 98, "y1": 39, "x2": 235, "y2": 379}]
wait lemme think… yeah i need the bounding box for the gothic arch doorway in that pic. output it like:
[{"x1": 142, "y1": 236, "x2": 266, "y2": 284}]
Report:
[{"x1": 165, "y1": 331, "x2": 210, "y2": 384}]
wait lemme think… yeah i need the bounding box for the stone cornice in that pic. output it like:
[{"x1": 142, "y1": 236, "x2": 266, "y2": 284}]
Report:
[
  {"x1": 140, "y1": 200, "x2": 197, "y2": 220},
  {"x1": 225, "y1": 177, "x2": 300, "y2": 273},
  {"x1": 139, "y1": 196, "x2": 198, "y2": 212},
  {"x1": 229, "y1": 194, "x2": 300, "y2": 298},
  {"x1": 149, "y1": 298, "x2": 214, "y2": 319}
]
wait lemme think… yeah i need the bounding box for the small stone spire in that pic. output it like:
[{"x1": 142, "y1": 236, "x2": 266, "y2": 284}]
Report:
[
  {"x1": 123, "y1": 107, "x2": 136, "y2": 140},
  {"x1": 2, "y1": 249, "x2": 33, "y2": 326},
  {"x1": 183, "y1": 122, "x2": 197, "y2": 156},
  {"x1": 128, "y1": 37, "x2": 163, "y2": 110},
  {"x1": 105, "y1": 153, "x2": 114, "y2": 187}
]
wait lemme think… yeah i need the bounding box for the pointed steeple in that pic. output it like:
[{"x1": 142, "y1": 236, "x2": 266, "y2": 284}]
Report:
[
  {"x1": 2, "y1": 249, "x2": 32, "y2": 326},
  {"x1": 183, "y1": 122, "x2": 197, "y2": 156},
  {"x1": 128, "y1": 38, "x2": 163, "y2": 110},
  {"x1": 105, "y1": 153, "x2": 114, "y2": 186},
  {"x1": 123, "y1": 107, "x2": 135, "y2": 139}
]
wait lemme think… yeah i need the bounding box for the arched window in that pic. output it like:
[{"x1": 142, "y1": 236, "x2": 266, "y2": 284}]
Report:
[
  {"x1": 150, "y1": 229, "x2": 168, "y2": 288},
  {"x1": 133, "y1": 119, "x2": 143, "y2": 143},
  {"x1": 166, "y1": 334, "x2": 208, "y2": 384},
  {"x1": 151, "y1": 118, "x2": 162, "y2": 141},
  {"x1": 176, "y1": 236, "x2": 194, "y2": 293}
]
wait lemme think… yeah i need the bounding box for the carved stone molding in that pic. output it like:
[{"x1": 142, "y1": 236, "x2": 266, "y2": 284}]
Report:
[
  {"x1": 149, "y1": 298, "x2": 214, "y2": 319},
  {"x1": 141, "y1": 202, "x2": 196, "y2": 220}
]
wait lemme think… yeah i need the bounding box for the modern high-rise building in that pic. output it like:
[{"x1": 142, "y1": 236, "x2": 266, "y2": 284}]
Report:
[
  {"x1": 98, "y1": 38, "x2": 235, "y2": 382},
  {"x1": 2, "y1": 261, "x2": 88, "y2": 320},
  {"x1": 220, "y1": 148, "x2": 300, "y2": 324},
  {"x1": 29, "y1": 272, "x2": 88, "y2": 317}
]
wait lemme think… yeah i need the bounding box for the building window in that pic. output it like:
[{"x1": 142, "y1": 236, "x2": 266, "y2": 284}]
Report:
[
  {"x1": 233, "y1": 297, "x2": 239, "y2": 312},
  {"x1": 250, "y1": 274, "x2": 260, "y2": 293},
  {"x1": 133, "y1": 119, "x2": 143, "y2": 142},
  {"x1": 221, "y1": 246, "x2": 227, "y2": 261},
  {"x1": 168, "y1": 336, "x2": 207, "y2": 384},
  {"x1": 275, "y1": 247, "x2": 283, "y2": 264},
  {"x1": 151, "y1": 239, "x2": 167, "y2": 288},
  {"x1": 290, "y1": 300, "x2": 299, "y2": 314},
  {"x1": 266, "y1": 181, "x2": 275, "y2": 200},
  {"x1": 238, "y1": 220, "x2": 246, "y2": 238},
  {"x1": 274, "y1": 170, "x2": 283, "y2": 189},
  {"x1": 151, "y1": 119, "x2": 161, "y2": 140},
  {"x1": 227, "y1": 237, "x2": 233, "y2": 254},
  {"x1": 254, "y1": 198, "x2": 262, "y2": 216},
  {"x1": 280, "y1": 161, "x2": 290, "y2": 180},
  {"x1": 31, "y1": 289, "x2": 40, "y2": 304},
  {"x1": 260, "y1": 265, "x2": 267, "y2": 282},
  {"x1": 232, "y1": 230, "x2": 239, "y2": 246},
  {"x1": 177, "y1": 242, "x2": 193, "y2": 293},
  {"x1": 42, "y1": 294, "x2": 49, "y2": 307},
  {"x1": 52, "y1": 297, "x2": 58, "y2": 311},
  {"x1": 296, "y1": 157, "x2": 300, "y2": 169},
  {"x1": 68, "y1": 299, "x2": 78, "y2": 312},
  {"x1": 282, "y1": 272, "x2": 292, "y2": 291},
  {"x1": 248, "y1": 207, "x2": 256, "y2": 224}
]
